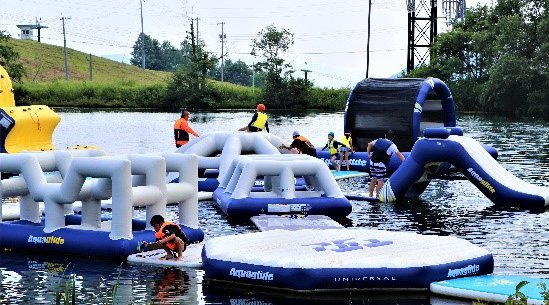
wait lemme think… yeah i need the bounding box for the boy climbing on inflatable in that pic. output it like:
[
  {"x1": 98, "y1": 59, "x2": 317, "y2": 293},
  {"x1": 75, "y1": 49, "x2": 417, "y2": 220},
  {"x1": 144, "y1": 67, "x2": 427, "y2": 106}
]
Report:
[
  {"x1": 321, "y1": 132, "x2": 345, "y2": 171},
  {"x1": 141, "y1": 215, "x2": 189, "y2": 261},
  {"x1": 367, "y1": 130, "x2": 405, "y2": 197},
  {"x1": 339, "y1": 131, "x2": 355, "y2": 171}
]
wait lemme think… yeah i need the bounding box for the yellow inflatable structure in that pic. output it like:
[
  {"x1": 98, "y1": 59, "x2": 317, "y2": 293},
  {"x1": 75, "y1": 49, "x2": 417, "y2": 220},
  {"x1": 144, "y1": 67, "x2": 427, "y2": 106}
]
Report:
[{"x1": 0, "y1": 65, "x2": 60, "y2": 153}]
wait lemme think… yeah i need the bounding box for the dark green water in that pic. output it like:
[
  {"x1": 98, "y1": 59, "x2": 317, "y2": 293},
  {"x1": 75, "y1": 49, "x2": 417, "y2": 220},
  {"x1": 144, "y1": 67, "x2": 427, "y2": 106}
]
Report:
[{"x1": 1, "y1": 111, "x2": 547, "y2": 304}]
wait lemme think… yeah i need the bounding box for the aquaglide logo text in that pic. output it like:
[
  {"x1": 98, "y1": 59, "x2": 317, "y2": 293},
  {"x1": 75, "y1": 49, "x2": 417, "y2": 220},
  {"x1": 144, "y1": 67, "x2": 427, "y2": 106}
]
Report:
[
  {"x1": 447, "y1": 264, "x2": 480, "y2": 278},
  {"x1": 27, "y1": 235, "x2": 65, "y2": 245},
  {"x1": 229, "y1": 268, "x2": 274, "y2": 282}
]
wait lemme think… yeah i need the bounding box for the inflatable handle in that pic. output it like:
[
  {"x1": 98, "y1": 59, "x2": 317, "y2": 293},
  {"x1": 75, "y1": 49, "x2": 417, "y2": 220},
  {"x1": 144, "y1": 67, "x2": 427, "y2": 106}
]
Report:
[
  {"x1": 446, "y1": 127, "x2": 464, "y2": 136},
  {"x1": 423, "y1": 128, "x2": 451, "y2": 139}
]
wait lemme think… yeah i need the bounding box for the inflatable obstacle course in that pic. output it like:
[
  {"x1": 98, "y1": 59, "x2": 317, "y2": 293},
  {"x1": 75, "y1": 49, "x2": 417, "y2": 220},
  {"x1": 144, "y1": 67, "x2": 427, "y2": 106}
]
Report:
[
  {"x1": 214, "y1": 154, "x2": 351, "y2": 218},
  {"x1": 0, "y1": 65, "x2": 60, "y2": 153},
  {"x1": 0, "y1": 151, "x2": 203, "y2": 257},
  {"x1": 203, "y1": 228, "x2": 494, "y2": 291},
  {"x1": 379, "y1": 127, "x2": 549, "y2": 208},
  {"x1": 173, "y1": 132, "x2": 290, "y2": 192},
  {"x1": 430, "y1": 275, "x2": 549, "y2": 305}
]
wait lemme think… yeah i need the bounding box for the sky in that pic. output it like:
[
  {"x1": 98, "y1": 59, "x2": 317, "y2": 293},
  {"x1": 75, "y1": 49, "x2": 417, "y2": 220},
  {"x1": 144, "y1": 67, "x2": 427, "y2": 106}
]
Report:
[{"x1": 2, "y1": 0, "x2": 491, "y2": 88}]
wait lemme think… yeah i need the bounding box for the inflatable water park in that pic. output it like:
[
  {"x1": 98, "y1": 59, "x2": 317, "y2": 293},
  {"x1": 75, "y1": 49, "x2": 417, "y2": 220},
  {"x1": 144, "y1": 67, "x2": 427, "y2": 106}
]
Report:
[{"x1": 1, "y1": 64, "x2": 548, "y2": 302}]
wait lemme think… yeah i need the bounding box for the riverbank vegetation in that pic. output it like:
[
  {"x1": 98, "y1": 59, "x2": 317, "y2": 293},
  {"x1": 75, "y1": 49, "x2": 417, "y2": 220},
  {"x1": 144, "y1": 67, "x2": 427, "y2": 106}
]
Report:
[
  {"x1": 406, "y1": 0, "x2": 548, "y2": 118},
  {"x1": 2, "y1": 31, "x2": 348, "y2": 110}
]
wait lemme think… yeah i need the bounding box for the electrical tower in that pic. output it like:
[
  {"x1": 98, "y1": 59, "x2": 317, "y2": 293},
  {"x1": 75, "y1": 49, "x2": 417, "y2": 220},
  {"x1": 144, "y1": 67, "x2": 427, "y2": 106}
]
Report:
[
  {"x1": 406, "y1": 0, "x2": 437, "y2": 72},
  {"x1": 442, "y1": 0, "x2": 466, "y2": 27}
]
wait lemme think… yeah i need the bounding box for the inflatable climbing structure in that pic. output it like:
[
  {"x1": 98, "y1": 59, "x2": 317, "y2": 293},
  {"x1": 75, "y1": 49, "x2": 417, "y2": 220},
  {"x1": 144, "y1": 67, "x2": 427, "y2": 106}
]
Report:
[{"x1": 0, "y1": 65, "x2": 60, "y2": 153}]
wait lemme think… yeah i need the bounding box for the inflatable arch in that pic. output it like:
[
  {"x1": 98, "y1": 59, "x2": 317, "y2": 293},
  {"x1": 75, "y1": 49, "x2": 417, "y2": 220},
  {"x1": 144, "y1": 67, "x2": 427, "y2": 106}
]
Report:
[{"x1": 344, "y1": 77, "x2": 456, "y2": 152}]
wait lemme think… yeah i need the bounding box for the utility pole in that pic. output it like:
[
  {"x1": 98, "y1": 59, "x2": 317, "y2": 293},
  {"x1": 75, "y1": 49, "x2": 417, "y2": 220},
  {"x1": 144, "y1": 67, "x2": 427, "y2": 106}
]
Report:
[
  {"x1": 190, "y1": 19, "x2": 196, "y2": 62},
  {"x1": 218, "y1": 22, "x2": 226, "y2": 82},
  {"x1": 89, "y1": 53, "x2": 93, "y2": 81},
  {"x1": 195, "y1": 17, "x2": 199, "y2": 44},
  {"x1": 252, "y1": 62, "x2": 255, "y2": 93},
  {"x1": 140, "y1": 0, "x2": 145, "y2": 70},
  {"x1": 60, "y1": 16, "x2": 71, "y2": 80},
  {"x1": 189, "y1": 19, "x2": 199, "y2": 91},
  {"x1": 366, "y1": 0, "x2": 372, "y2": 78},
  {"x1": 301, "y1": 69, "x2": 312, "y2": 81}
]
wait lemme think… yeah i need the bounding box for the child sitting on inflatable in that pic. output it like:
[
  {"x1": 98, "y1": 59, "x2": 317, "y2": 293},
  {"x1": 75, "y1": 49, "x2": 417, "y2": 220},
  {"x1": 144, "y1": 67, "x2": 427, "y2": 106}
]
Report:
[{"x1": 141, "y1": 215, "x2": 189, "y2": 261}]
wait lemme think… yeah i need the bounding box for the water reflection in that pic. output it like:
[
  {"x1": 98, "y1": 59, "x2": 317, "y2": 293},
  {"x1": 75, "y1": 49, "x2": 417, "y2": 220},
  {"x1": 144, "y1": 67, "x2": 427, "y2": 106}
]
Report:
[{"x1": 203, "y1": 282, "x2": 430, "y2": 305}]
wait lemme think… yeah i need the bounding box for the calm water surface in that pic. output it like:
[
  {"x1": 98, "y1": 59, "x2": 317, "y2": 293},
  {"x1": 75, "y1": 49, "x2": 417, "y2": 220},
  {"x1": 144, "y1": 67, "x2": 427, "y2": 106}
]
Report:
[{"x1": 1, "y1": 110, "x2": 548, "y2": 304}]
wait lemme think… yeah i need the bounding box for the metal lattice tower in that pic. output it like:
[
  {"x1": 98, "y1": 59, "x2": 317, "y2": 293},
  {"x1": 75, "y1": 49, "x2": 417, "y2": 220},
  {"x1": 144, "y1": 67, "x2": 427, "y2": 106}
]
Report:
[
  {"x1": 442, "y1": 0, "x2": 467, "y2": 26},
  {"x1": 406, "y1": 0, "x2": 437, "y2": 72}
]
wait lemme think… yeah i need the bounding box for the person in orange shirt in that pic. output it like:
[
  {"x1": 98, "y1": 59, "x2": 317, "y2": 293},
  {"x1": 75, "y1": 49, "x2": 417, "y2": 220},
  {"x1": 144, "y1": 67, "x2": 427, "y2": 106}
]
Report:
[
  {"x1": 141, "y1": 215, "x2": 188, "y2": 261},
  {"x1": 174, "y1": 109, "x2": 199, "y2": 148}
]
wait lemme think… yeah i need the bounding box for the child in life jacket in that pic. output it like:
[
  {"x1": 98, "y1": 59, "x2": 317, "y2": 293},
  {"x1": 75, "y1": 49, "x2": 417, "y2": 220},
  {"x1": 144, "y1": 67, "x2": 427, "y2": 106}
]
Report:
[{"x1": 141, "y1": 215, "x2": 189, "y2": 261}]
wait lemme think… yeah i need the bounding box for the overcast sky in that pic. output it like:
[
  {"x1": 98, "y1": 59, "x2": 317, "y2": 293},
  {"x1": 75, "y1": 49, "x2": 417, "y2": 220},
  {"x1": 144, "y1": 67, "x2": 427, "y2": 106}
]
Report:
[{"x1": 2, "y1": 0, "x2": 491, "y2": 87}]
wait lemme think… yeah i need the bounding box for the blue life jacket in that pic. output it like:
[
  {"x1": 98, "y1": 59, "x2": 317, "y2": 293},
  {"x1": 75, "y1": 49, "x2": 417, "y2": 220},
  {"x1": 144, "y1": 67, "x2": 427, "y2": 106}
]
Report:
[{"x1": 371, "y1": 138, "x2": 394, "y2": 165}]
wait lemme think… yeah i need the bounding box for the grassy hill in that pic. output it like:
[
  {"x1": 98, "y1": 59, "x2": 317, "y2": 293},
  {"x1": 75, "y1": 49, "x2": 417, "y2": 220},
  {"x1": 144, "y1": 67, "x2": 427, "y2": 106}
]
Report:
[
  {"x1": 6, "y1": 38, "x2": 347, "y2": 110},
  {"x1": 7, "y1": 38, "x2": 169, "y2": 85}
]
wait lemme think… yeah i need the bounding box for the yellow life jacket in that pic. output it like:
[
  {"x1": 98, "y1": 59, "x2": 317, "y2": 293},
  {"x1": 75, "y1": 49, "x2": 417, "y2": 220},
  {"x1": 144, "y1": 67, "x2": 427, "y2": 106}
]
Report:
[
  {"x1": 252, "y1": 112, "x2": 268, "y2": 130},
  {"x1": 340, "y1": 136, "x2": 350, "y2": 148},
  {"x1": 327, "y1": 140, "x2": 338, "y2": 155}
]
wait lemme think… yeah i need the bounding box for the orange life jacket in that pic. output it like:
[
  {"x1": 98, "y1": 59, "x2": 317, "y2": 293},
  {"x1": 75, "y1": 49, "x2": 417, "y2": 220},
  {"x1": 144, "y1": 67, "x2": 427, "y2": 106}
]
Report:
[
  {"x1": 174, "y1": 118, "x2": 198, "y2": 147},
  {"x1": 155, "y1": 221, "x2": 182, "y2": 251},
  {"x1": 296, "y1": 135, "x2": 314, "y2": 149}
]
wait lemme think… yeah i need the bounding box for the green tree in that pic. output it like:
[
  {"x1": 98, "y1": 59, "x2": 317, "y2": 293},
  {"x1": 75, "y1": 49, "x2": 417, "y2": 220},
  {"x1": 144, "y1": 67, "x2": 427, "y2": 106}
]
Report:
[
  {"x1": 130, "y1": 34, "x2": 164, "y2": 71},
  {"x1": 210, "y1": 59, "x2": 254, "y2": 86},
  {"x1": 0, "y1": 31, "x2": 26, "y2": 82},
  {"x1": 166, "y1": 41, "x2": 217, "y2": 109},
  {"x1": 251, "y1": 25, "x2": 311, "y2": 109},
  {"x1": 159, "y1": 41, "x2": 185, "y2": 71},
  {"x1": 406, "y1": 0, "x2": 548, "y2": 118}
]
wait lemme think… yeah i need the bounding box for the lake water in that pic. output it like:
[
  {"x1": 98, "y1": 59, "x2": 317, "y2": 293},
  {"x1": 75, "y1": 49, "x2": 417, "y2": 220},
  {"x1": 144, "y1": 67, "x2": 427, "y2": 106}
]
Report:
[{"x1": 1, "y1": 110, "x2": 548, "y2": 304}]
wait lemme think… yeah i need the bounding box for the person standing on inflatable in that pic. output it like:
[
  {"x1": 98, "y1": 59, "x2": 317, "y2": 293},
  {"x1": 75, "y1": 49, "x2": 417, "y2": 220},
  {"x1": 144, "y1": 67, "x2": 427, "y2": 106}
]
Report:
[
  {"x1": 174, "y1": 109, "x2": 199, "y2": 148},
  {"x1": 239, "y1": 103, "x2": 269, "y2": 132},
  {"x1": 142, "y1": 215, "x2": 189, "y2": 261},
  {"x1": 339, "y1": 131, "x2": 354, "y2": 171},
  {"x1": 279, "y1": 130, "x2": 317, "y2": 157},
  {"x1": 367, "y1": 130, "x2": 405, "y2": 197},
  {"x1": 321, "y1": 132, "x2": 345, "y2": 171}
]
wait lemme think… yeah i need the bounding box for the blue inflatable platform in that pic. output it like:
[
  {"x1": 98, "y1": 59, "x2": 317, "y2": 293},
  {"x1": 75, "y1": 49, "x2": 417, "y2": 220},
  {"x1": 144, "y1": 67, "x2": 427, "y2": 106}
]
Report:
[
  {"x1": 203, "y1": 228, "x2": 493, "y2": 291},
  {"x1": 213, "y1": 187, "x2": 352, "y2": 218},
  {"x1": 0, "y1": 215, "x2": 204, "y2": 258}
]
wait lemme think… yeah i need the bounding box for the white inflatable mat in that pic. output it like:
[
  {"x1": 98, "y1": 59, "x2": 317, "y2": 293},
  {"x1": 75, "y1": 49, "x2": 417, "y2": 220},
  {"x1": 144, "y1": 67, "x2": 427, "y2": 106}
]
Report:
[{"x1": 127, "y1": 243, "x2": 203, "y2": 268}]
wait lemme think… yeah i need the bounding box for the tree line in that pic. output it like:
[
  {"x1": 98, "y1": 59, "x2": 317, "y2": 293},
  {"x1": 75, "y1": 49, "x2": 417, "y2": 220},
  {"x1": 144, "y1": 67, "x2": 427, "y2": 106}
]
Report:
[
  {"x1": 406, "y1": 0, "x2": 548, "y2": 118},
  {"x1": 130, "y1": 25, "x2": 317, "y2": 110}
]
